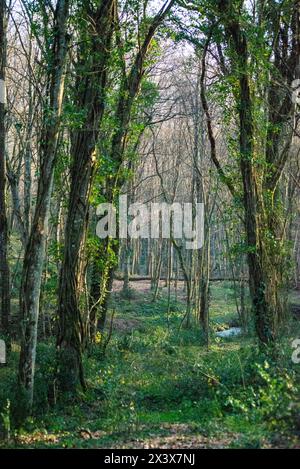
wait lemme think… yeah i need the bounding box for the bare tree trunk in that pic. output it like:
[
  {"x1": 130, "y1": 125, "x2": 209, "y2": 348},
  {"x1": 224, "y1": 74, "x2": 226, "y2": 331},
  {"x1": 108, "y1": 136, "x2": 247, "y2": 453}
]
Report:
[
  {"x1": 18, "y1": 0, "x2": 69, "y2": 413},
  {"x1": 199, "y1": 227, "x2": 210, "y2": 343},
  {"x1": 7, "y1": 165, "x2": 27, "y2": 248},
  {"x1": 122, "y1": 237, "x2": 132, "y2": 297},
  {"x1": 0, "y1": 0, "x2": 10, "y2": 344},
  {"x1": 122, "y1": 175, "x2": 134, "y2": 297},
  {"x1": 152, "y1": 253, "x2": 162, "y2": 302},
  {"x1": 166, "y1": 239, "x2": 172, "y2": 329}
]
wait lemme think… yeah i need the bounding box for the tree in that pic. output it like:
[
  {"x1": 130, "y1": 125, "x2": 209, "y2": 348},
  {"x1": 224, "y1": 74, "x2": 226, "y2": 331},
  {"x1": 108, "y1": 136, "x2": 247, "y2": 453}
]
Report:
[
  {"x1": 0, "y1": 0, "x2": 10, "y2": 345},
  {"x1": 56, "y1": 0, "x2": 116, "y2": 392},
  {"x1": 57, "y1": 0, "x2": 176, "y2": 392},
  {"x1": 90, "y1": 0, "x2": 176, "y2": 333},
  {"x1": 199, "y1": 0, "x2": 299, "y2": 345},
  {"x1": 18, "y1": 0, "x2": 70, "y2": 413}
]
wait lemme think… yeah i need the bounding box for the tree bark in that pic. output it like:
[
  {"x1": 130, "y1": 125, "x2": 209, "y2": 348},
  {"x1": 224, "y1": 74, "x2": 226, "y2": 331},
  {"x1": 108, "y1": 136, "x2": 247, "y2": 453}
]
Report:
[
  {"x1": 207, "y1": 0, "x2": 300, "y2": 345},
  {"x1": 57, "y1": 0, "x2": 116, "y2": 392},
  {"x1": 18, "y1": 0, "x2": 69, "y2": 412},
  {"x1": 0, "y1": 0, "x2": 10, "y2": 344}
]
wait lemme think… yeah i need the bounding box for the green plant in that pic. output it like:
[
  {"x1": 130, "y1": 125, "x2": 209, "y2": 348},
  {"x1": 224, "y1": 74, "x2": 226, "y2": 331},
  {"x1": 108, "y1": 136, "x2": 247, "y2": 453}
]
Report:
[
  {"x1": 224, "y1": 361, "x2": 298, "y2": 429},
  {"x1": 0, "y1": 400, "x2": 11, "y2": 441}
]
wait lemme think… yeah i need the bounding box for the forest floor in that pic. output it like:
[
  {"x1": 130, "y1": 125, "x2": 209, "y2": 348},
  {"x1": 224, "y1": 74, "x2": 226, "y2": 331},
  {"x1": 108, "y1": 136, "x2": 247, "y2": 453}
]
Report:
[{"x1": 1, "y1": 281, "x2": 300, "y2": 449}]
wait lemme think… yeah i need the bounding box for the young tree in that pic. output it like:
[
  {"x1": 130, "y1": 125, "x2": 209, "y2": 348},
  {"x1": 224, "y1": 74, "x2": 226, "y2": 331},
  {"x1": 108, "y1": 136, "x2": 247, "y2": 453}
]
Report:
[
  {"x1": 18, "y1": 0, "x2": 70, "y2": 412},
  {"x1": 0, "y1": 0, "x2": 10, "y2": 343}
]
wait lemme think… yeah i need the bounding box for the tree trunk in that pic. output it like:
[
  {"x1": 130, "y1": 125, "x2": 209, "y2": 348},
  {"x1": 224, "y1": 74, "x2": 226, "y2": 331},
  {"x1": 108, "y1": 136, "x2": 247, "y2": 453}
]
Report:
[
  {"x1": 213, "y1": 0, "x2": 299, "y2": 345},
  {"x1": 0, "y1": 0, "x2": 10, "y2": 344},
  {"x1": 199, "y1": 227, "x2": 210, "y2": 343},
  {"x1": 229, "y1": 16, "x2": 276, "y2": 345},
  {"x1": 57, "y1": 0, "x2": 115, "y2": 392},
  {"x1": 18, "y1": 0, "x2": 69, "y2": 413}
]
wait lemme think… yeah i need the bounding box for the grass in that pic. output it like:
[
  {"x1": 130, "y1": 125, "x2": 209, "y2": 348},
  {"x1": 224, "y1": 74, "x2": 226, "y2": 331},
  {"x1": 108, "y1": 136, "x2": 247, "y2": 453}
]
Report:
[{"x1": 0, "y1": 282, "x2": 300, "y2": 448}]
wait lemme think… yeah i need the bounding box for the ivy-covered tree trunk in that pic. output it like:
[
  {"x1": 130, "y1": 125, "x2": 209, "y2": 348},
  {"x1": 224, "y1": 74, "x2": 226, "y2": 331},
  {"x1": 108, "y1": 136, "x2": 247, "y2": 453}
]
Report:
[
  {"x1": 217, "y1": 0, "x2": 299, "y2": 345},
  {"x1": 89, "y1": 237, "x2": 115, "y2": 341},
  {"x1": 56, "y1": 0, "x2": 116, "y2": 392}
]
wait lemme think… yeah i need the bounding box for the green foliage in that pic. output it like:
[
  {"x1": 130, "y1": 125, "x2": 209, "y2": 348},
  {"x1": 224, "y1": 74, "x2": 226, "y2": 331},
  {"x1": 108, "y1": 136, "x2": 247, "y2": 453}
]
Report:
[
  {"x1": 223, "y1": 361, "x2": 298, "y2": 429},
  {"x1": 0, "y1": 400, "x2": 11, "y2": 441},
  {"x1": 1, "y1": 283, "x2": 299, "y2": 448}
]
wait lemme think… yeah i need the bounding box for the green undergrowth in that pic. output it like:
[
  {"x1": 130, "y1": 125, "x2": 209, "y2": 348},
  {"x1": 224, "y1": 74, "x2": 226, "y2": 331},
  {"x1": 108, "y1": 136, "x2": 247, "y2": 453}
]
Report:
[{"x1": 0, "y1": 283, "x2": 299, "y2": 448}]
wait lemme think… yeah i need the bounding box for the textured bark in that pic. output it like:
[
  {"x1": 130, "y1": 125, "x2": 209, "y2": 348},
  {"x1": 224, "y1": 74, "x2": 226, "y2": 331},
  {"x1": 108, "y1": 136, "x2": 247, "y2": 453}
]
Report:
[
  {"x1": 213, "y1": 2, "x2": 277, "y2": 344},
  {"x1": 7, "y1": 167, "x2": 27, "y2": 248},
  {"x1": 18, "y1": 0, "x2": 69, "y2": 411},
  {"x1": 199, "y1": 227, "x2": 210, "y2": 341},
  {"x1": 215, "y1": 0, "x2": 299, "y2": 345},
  {"x1": 0, "y1": 0, "x2": 10, "y2": 342},
  {"x1": 122, "y1": 179, "x2": 134, "y2": 297},
  {"x1": 57, "y1": 0, "x2": 116, "y2": 392}
]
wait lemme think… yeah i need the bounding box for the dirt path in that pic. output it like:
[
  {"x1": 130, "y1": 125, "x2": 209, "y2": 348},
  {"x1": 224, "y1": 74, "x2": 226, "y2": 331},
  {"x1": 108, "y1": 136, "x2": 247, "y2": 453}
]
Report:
[{"x1": 105, "y1": 425, "x2": 239, "y2": 449}]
